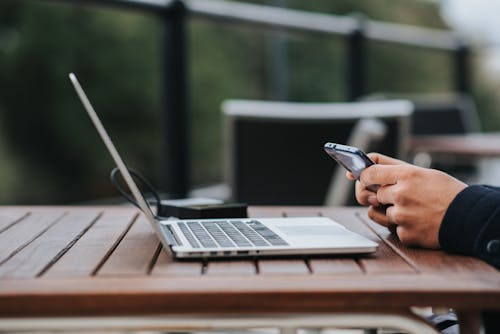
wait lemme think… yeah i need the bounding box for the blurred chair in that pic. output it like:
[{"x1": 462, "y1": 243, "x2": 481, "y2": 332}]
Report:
[
  {"x1": 222, "y1": 99, "x2": 413, "y2": 206},
  {"x1": 362, "y1": 92, "x2": 482, "y2": 179},
  {"x1": 410, "y1": 93, "x2": 480, "y2": 135},
  {"x1": 362, "y1": 92, "x2": 481, "y2": 135}
]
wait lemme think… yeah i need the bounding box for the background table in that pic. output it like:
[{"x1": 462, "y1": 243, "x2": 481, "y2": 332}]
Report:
[
  {"x1": 410, "y1": 133, "x2": 500, "y2": 158},
  {"x1": 0, "y1": 206, "x2": 499, "y2": 333},
  {"x1": 410, "y1": 133, "x2": 500, "y2": 186}
]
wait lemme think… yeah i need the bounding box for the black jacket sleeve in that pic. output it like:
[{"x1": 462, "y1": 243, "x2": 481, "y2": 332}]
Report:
[
  {"x1": 439, "y1": 185, "x2": 500, "y2": 269},
  {"x1": 440, "y1": 185, "x2": 500, "y2": 333}
]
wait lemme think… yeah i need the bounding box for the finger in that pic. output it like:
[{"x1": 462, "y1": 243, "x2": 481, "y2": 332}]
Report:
[
  {"x1": 354, "y1": 181, "x2": 367, "y2": 205},
  {"x1": 385, "y1": 204, "x2": 395, "y2": 223},
  {"x1": 395, "y1": 226, "x2": 418, "y2": 247},
  {"x1": 346, "y1": 171, "x2": 356, "y2": 181},
  {"x1": 375, "y1": 184, "x2": 396, "y2": 205},
  {"x1": 367, "y1": 153, "x2": 406, "y2": 166},
  {"x1": 385, "y1": 205, "x2": 407, "y2": 226},
  {"x1": 355, "y1": 181, "x2": 379, "y2": 206},
  {"x1": 367, "y1": 206, "x2": 392, "y2": 227},
  {"x1": 360, "y1": 164, "x2": 400, "y2": 187}
]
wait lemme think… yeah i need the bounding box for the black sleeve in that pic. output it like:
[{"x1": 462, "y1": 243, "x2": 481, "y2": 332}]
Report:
[{"x1": 439, "y1": 185, "x2": 500, "y2": 269}]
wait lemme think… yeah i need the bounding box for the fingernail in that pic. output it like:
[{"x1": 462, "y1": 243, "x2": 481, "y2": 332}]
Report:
[{"x1": 368, "y1": 195, "x2": 378, "y2": 206}]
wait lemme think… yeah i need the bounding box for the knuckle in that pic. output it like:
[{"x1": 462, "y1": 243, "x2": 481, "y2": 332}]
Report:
[
  {"x1": 397, "y1": 228, "x2": 417, "y2": 245},
  {"x1": 367, "y1": 207, "x2": 382, "y2": 223},
  {"x1": 361, "y1": 165, "x2": 379, "y2": 184},
  {"x1": 390, "y1": 207, "x2": 408, "y2": 224},
  {"x1": 392, "y1": 190, "x2": 406, "y2": 205},
  {"x1": 359, "y1": 169, "x2": 371, "y2": 185},
  {"x1": 374, "y1": 167, "x2": 385, "y2": 182},
  {"x1": 399, "y1": 166, "x2": 416, "y2": 179},
  {"x1": 392, "y1": 185, "x2": 411, "y2": 205}
]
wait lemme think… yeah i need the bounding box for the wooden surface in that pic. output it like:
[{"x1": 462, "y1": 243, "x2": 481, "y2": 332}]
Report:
[
  {"x1": 410, "y1": 133, "x2": 500, "y2": 158},
  {"x1": 0, "y1": 206, "x2": 499, "y2": 318}
]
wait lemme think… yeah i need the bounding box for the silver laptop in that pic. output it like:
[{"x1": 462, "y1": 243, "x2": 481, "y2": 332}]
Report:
[{"x1": 69, "y1": 73, "x2": 378, "y2": 259}]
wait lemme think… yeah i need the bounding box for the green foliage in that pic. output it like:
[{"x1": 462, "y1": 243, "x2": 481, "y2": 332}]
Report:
[
  {"x1": 0, "y1": 1, "x2": 162, "y2": 203},
  {"x1": 0, "y1": 0, "x2": 497, "y2": 204},
  {"x1": 189, "y1": 21, "x2": 267, "y2": 184}
]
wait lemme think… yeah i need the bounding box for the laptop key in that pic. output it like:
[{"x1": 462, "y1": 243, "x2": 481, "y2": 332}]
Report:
[
  {"x1": 216, "y1": 221, "x2": 253, "y2": 247},
  {"x1": 177, "y1": 222, "x2": 200, "y2": 248},
  {"x1": 247, "y1": 220, "x2": 289, "y2": 246},
  {"x1": 231, "y1": 221, "x2": 270, "y2": 246},
  {"x1": 201, "y1": 222, "x2": 235, "y2": 248},
  {"x1": 186, "y1": 222, "x2": 218, "y2": 248}
]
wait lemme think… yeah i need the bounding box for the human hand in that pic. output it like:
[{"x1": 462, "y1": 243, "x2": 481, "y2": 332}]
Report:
[
  {"x1": 349, "y1": 153, "x2": 467, "y2": 249},
  {"x1": 346, "y1": 153, "x2": 407, "y2": 206}
]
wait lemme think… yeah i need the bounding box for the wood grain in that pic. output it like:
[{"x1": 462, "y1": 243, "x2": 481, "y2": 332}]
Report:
[
  {"x1": 205, "y1": 260, "x2": 257, "y2": 276},
  {"x1": 0, "y1": 211, "x2": 64, "y2": 265},
  {"x1": 97, "y1": 216, "x2": 159, "y2": 277},
  {"x1": 258, "y1": 259, "x2": 311, "y2": 275},
  {"x1": 1, "y1": 206, "x2": 499, "y2": 320},
  {"x1": 364, "y1": 217, "x2": 498, "y2": 274},
  {"x1": 324, "y1": 208, "x2": 416, "y2": 274},
  {"x1": 151, "y1": 248, "x2": 203, "y2": 276},
  {"x1": 309, "y1": 258, "x2": 363, "y2": 275},
  {"x1": 0, "y1": 210, "x2": 100, "y2": 278},
  {"x1": 0, "y1": 209, "x2": 28, "y2": 233},
  {"x1": 42, "y1": 210, "x2": 136, "y2": 278},
  {"x1": 1, "y1": 274, "x2": 500, "y2": 317}
]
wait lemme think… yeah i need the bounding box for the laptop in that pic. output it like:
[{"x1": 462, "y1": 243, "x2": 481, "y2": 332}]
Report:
[{"x1": 69, "y1": 73, "x2": 378, "y2": 259}]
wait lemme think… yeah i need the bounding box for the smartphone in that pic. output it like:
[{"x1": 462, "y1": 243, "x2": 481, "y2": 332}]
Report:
[{"x1": 323, "y1": 142, "x2": 375, "y2": 180}]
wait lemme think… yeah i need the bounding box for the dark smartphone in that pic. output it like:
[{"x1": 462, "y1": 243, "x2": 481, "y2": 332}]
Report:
[{"x1": 323, "y1": 142, "x2": 375, "y2": 180}]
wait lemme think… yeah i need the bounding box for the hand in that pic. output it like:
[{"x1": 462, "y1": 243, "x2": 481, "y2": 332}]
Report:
[
  {"x1": 349, "y1": 153, "x2": 467, "y2": 249},
  {"x1": 347, "y1": 153, "x2": 407, "y2": 207}
]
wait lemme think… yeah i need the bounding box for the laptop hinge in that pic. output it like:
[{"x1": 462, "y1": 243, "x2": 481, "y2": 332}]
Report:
[{"x1": 161, "y1": 224, "x2": 182, "y2": 246}]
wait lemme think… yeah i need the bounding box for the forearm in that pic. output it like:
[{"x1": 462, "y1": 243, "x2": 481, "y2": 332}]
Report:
[{"x1": 439, "y1": 185, "x2": 500, "y2": 268}]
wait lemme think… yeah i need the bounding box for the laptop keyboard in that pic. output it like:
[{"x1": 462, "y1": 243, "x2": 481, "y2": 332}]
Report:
[{"x1": 176, "y1": 220, "x2": 289, "y2": 248}]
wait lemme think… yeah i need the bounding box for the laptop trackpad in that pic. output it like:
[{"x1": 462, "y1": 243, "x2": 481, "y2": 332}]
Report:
[{"x1": 277, "y1": 225, "x2": 351, "y2": 237}]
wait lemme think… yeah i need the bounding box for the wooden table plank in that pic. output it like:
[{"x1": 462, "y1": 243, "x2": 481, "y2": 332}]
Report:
[
  {"x1": 1, "y1": 206, "x2": 499, "y2": 320},
  {"x1": 0, "y1": 210, "x2": 100, "y2": 279},
  {"x1": 42, "y1": 211, "x2": 136, "y2": 278},
  {"x1": 0, "y1": 211, "x2": 65, "y2": 265},
  {"x1": 365, "y1": 218, "x2": 499, "y2": 274},
  {"x1": 97, "y1": 216, "x2": 159, "y2": 277},
  {"x1": 410, "y1": 133, "x2": 500, "y2": 158},
  {"x1": 258, "y1": 259, "x2": 311, "y2": 275},
  {"x1": 0, "y1": 209, "x2": 28, "y2": 233},
  {"x1": 151, "y1": 249, "x2": 203, "y2": 276},
  {"x1": 309, "y1": 258, "x2": 364, "y2": 275},
  {"x1": 252, "y1": 207, "x2": 312, "y2": 275},
  {"x1": 322, "y1": 208, "x2": 416, "y2": 275},
  {"x1": 1, "y1": 274, "x2": 500, "y2": 317},
  {"x1": 205, "y1": 261, "x2": 257, "y2": 276}
]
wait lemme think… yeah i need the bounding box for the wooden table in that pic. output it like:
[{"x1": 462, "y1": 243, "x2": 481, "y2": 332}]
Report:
[
  {"x1": 410, "y1": 133, "x2": 500, "y2": 158},
  {"x1": 0, "y1": 206, "x2": 499, "y2": 333}
]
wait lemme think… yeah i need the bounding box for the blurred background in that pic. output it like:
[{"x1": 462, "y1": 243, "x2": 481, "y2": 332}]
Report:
[{"x1": 0, "y1": 0, "x2": 500, "y2": 204}]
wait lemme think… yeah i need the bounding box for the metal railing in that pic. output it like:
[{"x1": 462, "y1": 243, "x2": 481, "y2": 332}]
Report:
[{"x1": 48, "y1": 0, "x2": 470, "y2": 198}]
